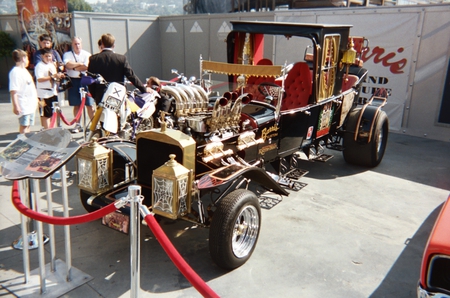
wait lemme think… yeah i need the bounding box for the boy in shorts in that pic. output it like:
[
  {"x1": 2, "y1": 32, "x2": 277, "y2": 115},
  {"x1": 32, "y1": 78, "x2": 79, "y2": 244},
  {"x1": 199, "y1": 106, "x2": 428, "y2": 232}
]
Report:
[
  {"x1": 9, "y1": 49, "x2": 39, "y2": 134},
  {"x1": 35, "y1": 48, "x2": 65, "y2": 129}
]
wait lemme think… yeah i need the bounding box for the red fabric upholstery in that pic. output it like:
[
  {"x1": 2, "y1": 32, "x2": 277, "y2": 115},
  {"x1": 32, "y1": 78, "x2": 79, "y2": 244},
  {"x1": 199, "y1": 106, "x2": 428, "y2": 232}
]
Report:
[
  {"x1": 342, "y1": 74, "x2": 359, "y2": 92},
  {"x1": 255, "y1": 58, "x2": 273, "y2": 66},
  {"x1": 244, "y1": 58, "x2": 275, "y2": 101},
  {"x1": 244, "y1": 76, "x2": 276, "y2": 101},
  {"x1": 281, "y1": 62, "x2": 312, "y2": 111}
]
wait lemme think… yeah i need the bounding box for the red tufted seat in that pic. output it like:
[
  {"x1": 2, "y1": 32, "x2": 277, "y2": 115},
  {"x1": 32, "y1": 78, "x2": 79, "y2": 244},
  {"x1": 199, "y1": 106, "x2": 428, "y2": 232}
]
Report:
[
  {"x1": 281, "y1": 62, "x2": 312, "y2": 111},
  {"x1": 342, "y1": 74, "x2": 359, "y2": 92}
]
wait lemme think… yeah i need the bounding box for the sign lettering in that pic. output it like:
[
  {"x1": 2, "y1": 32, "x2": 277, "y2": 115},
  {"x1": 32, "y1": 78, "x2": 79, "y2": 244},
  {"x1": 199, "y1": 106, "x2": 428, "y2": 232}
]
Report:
[
  {"x1": 261, "y1": 124, "x2": 279, "y2": 141},
  {"x1": 362, "y1": 46, "x2": 408, "y2": 74}
]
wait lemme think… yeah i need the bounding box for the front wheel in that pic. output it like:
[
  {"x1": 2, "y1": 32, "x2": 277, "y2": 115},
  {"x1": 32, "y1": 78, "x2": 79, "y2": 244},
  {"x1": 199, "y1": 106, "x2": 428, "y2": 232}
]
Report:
[
  {"x1": 85, "y1": 128, "x2": 104, "y2": 142},
  {"x1": 343, "y1": 109, "x2": 389, "y2": 167},
  {"x1": 80, "y1": 189, "x2": 97, "y2": 213},
  {"x1": 209, "y1": 189, "x2": 261, "y2": 270},
  {"x1": 136, "y1": 117, "x2": 154, "y2": 134}
]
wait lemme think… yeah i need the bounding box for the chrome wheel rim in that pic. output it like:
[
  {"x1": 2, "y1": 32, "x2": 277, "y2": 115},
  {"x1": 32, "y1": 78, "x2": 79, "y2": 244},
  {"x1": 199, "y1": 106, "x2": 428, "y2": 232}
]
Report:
[
  {"x1": 138, "y1": 118, "x2": 153, "y2": 130},
  {"x1": 232, "y1": 205, "x2": 259, "y2": 258}
]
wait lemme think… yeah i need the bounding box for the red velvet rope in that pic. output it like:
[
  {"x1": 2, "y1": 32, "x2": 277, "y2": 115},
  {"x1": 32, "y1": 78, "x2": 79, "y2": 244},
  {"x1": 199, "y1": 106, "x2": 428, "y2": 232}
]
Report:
[
  {"x1": 143, "y1": 214, "x2": 220, "y2": 298},
  {"x1": 11, "y1": 180, "x2": 117, "y2": 225},
  {"x1": 49, "y1": 93, "x2": 87, "y2": 128},
  {"x1": 12, "y1": 179, "x2": 218, "y2": 297}
]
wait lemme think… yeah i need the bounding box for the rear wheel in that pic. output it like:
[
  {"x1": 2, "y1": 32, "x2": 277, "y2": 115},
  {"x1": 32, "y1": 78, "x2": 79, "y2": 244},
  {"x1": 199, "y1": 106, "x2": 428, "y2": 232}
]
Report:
[
  {"x1": 209, "y1": 189, "x2": 261, "y2": 270},
  {"x1": 343, "y1": 109, "x2": 389, "y2": 167}
]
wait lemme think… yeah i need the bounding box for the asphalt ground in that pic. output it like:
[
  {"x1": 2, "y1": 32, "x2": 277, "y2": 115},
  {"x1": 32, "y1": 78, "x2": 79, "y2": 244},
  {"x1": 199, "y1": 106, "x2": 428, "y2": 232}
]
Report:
[{"x1": 0, "y1": 86, "x2": 449, "y2": 298}]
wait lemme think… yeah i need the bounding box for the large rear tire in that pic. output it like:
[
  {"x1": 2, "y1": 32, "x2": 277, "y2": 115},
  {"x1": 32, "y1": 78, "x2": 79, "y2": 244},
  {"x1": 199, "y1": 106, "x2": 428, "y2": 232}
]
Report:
[
  {"x1": 209, "y1": 189, "x2": 261, "y2": 270},
  {"x1": 343, "y1": 109, "x2": 389, "y2": 167}
]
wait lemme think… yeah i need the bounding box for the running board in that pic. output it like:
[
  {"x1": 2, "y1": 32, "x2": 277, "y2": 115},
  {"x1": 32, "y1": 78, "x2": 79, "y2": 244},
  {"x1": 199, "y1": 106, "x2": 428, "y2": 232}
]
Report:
[
  {"x1": 286, "y1": 168, "x2": 309, "y2": 179},
  {"x1": 313, "y1": 154, "x2": 334, "y2": 162}
]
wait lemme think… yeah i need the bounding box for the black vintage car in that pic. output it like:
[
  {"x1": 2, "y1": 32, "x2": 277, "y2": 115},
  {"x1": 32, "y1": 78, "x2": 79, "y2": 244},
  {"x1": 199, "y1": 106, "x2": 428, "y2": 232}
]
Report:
[{"x1": 77, "y1": 21, "x2": 388, "y2": 270}]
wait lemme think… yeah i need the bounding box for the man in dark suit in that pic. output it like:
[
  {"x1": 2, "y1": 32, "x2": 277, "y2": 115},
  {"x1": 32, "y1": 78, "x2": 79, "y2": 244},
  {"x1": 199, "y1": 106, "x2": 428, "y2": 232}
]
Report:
[{"x1": 88, "y1": 33, "x2": 150, "y2": 105}]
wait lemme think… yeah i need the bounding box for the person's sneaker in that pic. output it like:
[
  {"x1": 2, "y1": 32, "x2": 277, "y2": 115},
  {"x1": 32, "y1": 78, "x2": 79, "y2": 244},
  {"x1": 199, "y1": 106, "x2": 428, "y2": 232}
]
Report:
[{"x1": 71, "y1": 124, "x2": 83, "y2": 133}]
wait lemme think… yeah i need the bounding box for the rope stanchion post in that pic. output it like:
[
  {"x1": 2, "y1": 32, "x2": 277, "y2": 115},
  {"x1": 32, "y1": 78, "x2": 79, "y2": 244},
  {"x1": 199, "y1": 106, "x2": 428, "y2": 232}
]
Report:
[
  {"x1": 129, "y1": 185, "x2": 142, "y2": 298},
  {"x1": 50, "y1": 101, "x2": 61, "y2": 129},
  {"x1": 80, "y1": 87, "x2": 87, "y2": 129},
  {"x1": 49, "y1": 91, "x2": 86, "y2": 129}
]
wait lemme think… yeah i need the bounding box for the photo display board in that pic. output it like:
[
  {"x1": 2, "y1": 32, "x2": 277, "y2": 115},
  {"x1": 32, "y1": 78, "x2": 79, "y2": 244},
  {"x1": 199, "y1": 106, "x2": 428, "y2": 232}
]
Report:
[{"x1": 0, "y1": 128, "x2": 80, "y2": 180}]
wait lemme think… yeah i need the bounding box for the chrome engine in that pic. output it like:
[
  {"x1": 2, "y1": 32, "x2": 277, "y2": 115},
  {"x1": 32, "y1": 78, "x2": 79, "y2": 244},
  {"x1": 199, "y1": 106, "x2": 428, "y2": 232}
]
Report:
[{"x1": 160, "y1": 84, "x2": 252, "y2": 137}]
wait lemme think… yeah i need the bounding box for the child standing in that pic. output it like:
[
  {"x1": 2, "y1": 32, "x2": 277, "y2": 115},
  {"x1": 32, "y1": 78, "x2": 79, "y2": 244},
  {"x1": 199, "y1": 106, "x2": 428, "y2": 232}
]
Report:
[
  {"x1": 9, "y1": 49, "x2": 39, "y2": 134},
  {"x1": 35, "y1": 48, "x2": 65, "y2": 129}
]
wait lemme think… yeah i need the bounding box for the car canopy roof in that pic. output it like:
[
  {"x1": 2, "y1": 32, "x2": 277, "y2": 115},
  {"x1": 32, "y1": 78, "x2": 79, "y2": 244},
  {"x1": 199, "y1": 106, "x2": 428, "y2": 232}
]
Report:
[{"x1": 230, "y1": 20, "x2": 352, "y2": 40}]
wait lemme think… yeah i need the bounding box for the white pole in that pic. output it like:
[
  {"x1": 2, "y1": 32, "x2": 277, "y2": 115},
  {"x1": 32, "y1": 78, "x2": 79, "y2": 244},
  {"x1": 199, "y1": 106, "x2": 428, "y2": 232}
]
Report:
[
  {"x1": 129, "y1": 185, "x2": 141, "y2": 298},
  {"x1": 45, "y1": 177, "x2": 56, "y2": 271},
  {"x1": 32, "y1": 179, "x2": 46, "y2": 294},
  {"x1": 18, "y1": 179, "x2": 30, "y2": 283},
  {"x1": 60, "y1": 164, "x2": 72, "y2": 281}
]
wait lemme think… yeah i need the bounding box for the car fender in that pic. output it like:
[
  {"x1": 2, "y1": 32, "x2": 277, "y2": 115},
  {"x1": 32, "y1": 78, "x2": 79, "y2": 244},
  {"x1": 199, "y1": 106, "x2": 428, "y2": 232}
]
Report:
[
  {"x1": 356, "y1": 90, "x2": 388, "y2": 142},
  {"x1": 197, "y1": 164, "x2": 288, "y2": 196},
  {"x1": 418, "y1": 194, "x2": 450, "y2": 294},
  {"x1": 101, "y1": 108, "x2": 119, "y2": 134}
]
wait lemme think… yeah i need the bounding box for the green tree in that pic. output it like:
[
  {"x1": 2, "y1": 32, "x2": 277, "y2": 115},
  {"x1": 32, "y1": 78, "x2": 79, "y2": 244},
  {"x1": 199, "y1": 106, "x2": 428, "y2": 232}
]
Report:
[
  {"x1": 0, "y1": 31, "x2": 15, "y2": 59},
  {"x1": 67, "y1": 0, "x2": 93, "y2": 12},
  {"x1": 0, "y1": 31, "x2": 15, "y2": 85}
]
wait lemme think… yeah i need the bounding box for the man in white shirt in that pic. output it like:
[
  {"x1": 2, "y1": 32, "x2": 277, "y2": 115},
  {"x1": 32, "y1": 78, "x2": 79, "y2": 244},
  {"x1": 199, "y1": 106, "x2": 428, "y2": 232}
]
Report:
[
  {"x1": 9, "y1": 49, "x2": 39, "y2": 134},
  {"x1": 35, "y1": 48, "x2": 65, "y2": 129},
  {"x1": 63, "y1": 36, "x2": 96, "y2": 133}
]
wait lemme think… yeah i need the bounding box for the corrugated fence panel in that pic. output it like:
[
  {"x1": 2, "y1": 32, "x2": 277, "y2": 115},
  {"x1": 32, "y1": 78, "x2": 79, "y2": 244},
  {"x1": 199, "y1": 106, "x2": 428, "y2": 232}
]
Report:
[{"x1": 159, "y1": 18, "x2": 185, "y2": 80}]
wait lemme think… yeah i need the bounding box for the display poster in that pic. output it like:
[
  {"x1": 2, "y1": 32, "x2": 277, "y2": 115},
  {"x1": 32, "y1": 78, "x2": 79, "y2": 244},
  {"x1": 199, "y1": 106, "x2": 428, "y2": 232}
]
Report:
[
  {"x1": 0, "y1": 128, "x2": 80, "y2": 180},
  {"x1": 15, "y1": 0, "x2": 72, "y2": 68}
]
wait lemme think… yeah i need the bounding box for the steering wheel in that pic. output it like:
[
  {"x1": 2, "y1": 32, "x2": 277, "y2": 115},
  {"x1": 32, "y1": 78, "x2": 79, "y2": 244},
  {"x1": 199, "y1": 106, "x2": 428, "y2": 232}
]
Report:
[
  {"x1": 258, "y1": 82, "x2": 280, "y2": 97},
  {"x1": 258, "y1": 82, "x2": 282, "y2": 104}
]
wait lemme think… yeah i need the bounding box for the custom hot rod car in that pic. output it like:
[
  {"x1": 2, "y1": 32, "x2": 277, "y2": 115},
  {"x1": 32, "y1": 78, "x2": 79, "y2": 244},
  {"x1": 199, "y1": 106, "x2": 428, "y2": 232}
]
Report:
[
  {"x1": 418, "y1": 194, "x2": 450, "y2": 298},
  {"x1": 77, "y1": 21, "x2": 389, "y2": 269}
]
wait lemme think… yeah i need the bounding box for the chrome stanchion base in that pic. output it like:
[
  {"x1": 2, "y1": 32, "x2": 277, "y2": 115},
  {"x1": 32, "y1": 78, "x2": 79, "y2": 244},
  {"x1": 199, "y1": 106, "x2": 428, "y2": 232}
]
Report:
[
  {"x1": 12, "y1": 231, "x2": 50, "y2": 250},
  {"x1": 2, "y1": 259, "x2": 93, "y2": 297}
]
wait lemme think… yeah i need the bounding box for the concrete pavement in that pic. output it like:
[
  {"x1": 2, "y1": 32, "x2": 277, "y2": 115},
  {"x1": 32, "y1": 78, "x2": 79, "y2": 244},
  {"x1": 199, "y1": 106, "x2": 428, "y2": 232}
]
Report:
[{"x1": 0, "y1": 86, "x2": 449, "y2": 297}]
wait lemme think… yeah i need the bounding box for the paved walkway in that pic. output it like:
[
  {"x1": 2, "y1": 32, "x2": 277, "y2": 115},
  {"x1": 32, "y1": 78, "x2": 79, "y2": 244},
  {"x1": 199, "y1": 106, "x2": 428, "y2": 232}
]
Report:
[{"x1": 0, "y1": 86, "x2": 449, "y2": 297}]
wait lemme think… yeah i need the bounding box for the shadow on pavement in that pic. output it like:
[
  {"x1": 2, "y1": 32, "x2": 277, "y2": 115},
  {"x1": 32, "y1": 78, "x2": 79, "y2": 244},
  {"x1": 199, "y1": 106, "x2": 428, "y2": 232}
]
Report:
[
  {"x1": 296, "y1": 133, "x2": 450, "y2": 191},
  {"x1": 369, "y1": 203, "x2": 443, "y2": 298}
]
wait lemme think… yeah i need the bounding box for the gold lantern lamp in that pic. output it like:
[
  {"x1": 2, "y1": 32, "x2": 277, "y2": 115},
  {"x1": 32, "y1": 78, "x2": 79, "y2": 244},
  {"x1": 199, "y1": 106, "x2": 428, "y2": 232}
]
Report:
[
  {"x1": 76, "y1": 137, "x2": 113, "y2": 194},
  {"x1": 152, "y1": 154, "x2": 191, "y2": 220},
  {"x1": 341, "y1": 38, "x2": 357, "y2": 82}
]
